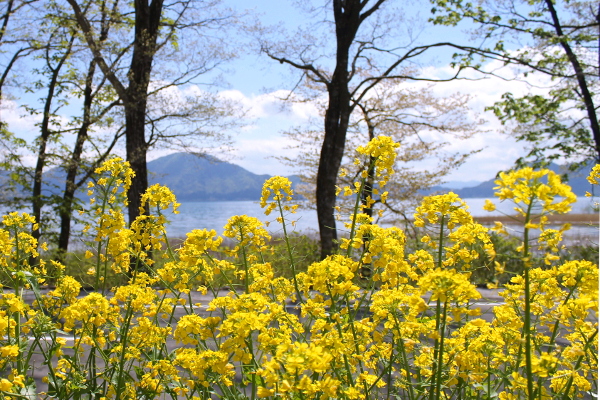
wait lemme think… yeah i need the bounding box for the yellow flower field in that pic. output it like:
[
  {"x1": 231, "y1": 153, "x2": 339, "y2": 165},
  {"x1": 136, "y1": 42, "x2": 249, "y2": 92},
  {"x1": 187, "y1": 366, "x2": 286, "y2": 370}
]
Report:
[{"x1": 0, "y1": 136, "x2": 597, "y2": 400}]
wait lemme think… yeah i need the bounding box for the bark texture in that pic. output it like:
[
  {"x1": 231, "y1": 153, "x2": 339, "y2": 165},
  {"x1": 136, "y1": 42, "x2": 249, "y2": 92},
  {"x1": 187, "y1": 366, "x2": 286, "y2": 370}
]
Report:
[
  {"x1": 67, "y1": 0, "x2": 165, "y2": 225},
  {"x1": 317, "y1": 0, "x2": 368, "y2": 258}
]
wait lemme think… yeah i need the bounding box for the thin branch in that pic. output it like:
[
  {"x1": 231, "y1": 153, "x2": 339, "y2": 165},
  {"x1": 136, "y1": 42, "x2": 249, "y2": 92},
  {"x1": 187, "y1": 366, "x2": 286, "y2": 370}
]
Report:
[{"x1": 263, "y1": 48, "x2": 330, "y2": 85}]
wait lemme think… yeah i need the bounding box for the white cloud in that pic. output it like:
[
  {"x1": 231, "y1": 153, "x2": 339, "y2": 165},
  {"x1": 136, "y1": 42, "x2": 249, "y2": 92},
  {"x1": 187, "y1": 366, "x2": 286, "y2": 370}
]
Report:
[
  {"x1": 219, "y1": 89, "x2": 320, "y2": 121},
  {"x1": 0, "y1": 99, "x2": 41, "y2": 141},
  {"x1": 384, "y1": 60, "x2": 571, "y2": 181},
  {"x1": 216, "y1": 61, "x2": 540, "y2": 181},
  {"x1": 4, "y1": 53, "x2": 577, "y2": 185},
  {"x1": 230, "y1": 137, "x2": 301, "y2": 176}
]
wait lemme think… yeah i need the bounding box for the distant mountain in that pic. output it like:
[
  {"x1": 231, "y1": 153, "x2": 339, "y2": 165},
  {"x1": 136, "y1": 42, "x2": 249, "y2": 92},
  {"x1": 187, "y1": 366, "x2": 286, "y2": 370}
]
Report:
[
  {"x1": 442, "y1": 180, "x2": 483, "y2": 190},
  {"x1": 427, "y1": 162, "x2": 596, "y2": 198},
  {"x1": 0, "y1": 153, "x2": 302, "y2": 203},
  {"x1": 148, "y1": 153, "x2": 302, "y2": 202},
  {"x1": 4, "y1": 155, "x2": 595, "y2": 203}
]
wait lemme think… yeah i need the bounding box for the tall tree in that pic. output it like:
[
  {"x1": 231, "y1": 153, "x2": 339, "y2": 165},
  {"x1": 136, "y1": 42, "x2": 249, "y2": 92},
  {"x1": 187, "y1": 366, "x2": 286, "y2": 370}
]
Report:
[
  {"x1": 66, "y1": 0, "x2": 164, "y2": 226},
  {"x1": 430, "y1": 0, "x2": 599, "y2": 166},
  {"x1": 66, "y1": 0, "x2": 238, "y2": 225},
  {"x1": 56, "y1": 60, "x2": 122, "y2": 258},
  {"x1": 1, "y1": 0, "x2": 239, "y2": 256},
  {"x1": 0, "y1": 0, "x2": 124, "y2": 253},
  {"x1": 262, "y1": 0, "x2": 468, "y2": 257},
  {"x1": 30, "y1": 26, "x2": 76, "y2": 246}
]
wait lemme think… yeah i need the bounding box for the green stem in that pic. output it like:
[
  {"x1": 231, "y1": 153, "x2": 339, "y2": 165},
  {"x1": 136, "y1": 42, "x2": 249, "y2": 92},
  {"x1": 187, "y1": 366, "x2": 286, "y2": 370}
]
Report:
[
  {"x1": 328, "y1": 289, "x2": 355, "y2": 387},
  {"x1": 434, "y1": 300, "x2": 448, "y2": 400},
  {"x1": 276, "y1": 197, "x2": 303, "y2": 303},
  {"x1": 429, "y1": 214, "x2": 446, "y2": 400},
  {"x1": 340, "y1": 291, "x2": 370, "y2": 399},
  {"x1": 522, "y1": 199, "x2": 535, "y2": 400},
  {"x1": 347, "y1": 161, "x2": 374, "y2": 259},
  {"x1": 243, "y1": 335, "x2": 267, "y2": 400},
  {"x1": 239, "y1": 226, "x2": 250, "y2": 293},
  {"x1": 94, "y1": 183, "x2": 112, "y2": 294},
  {"x1": 14, "y1": 283, "x2": 23, "y2": 377},
  {"x1": 392, "y1": 313, "x2": 416, "y2": 400},
  {"x1": 429, "y1": 298, "x2": 442, "y2": 400},
  {"x1": 560, "y1": 329, "x2": 598, "y2": 399},
  {"x1": 487, "y1": 356, "x2": 491, "y2": 400},
  {"x1": 86, "y1": 325, "x2": 99, "y2": 395},
  {"x1": 114, "y1": 300, "x2": 135, "y2": 400},
  {"x1": 436, "y1": 214, "x2": 445, "y2": 270}
]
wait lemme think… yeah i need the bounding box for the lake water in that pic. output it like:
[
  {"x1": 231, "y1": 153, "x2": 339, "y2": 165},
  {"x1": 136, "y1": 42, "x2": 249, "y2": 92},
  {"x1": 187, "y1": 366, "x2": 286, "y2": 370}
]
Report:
[
  {"x1": 6, "y1": 196, "x2": 596, "y2": 244},
  {"x1": 161, "y1": 197, "x2": 599, "y2": 240}
]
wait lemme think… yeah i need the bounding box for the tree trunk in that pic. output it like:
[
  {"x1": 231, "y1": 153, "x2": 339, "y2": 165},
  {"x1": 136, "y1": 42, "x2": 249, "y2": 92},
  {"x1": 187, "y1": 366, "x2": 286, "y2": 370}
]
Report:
[
  {"x1": 125, "y1": 105, "x2": 149, "y2": 223},
  {"x1": 32, "y1": 36, "x2": 74, "y2": 247},
  {"x1": 316, "y1": 0, "x2": 361, "y2": 258},
  {"x1": 123, "y1": 0, "x2": 163, "y2": 225},
  {"x1": 65, "y1": 0, "x2": 163, "y2": 227},
  {"x1": 57, "y1": 60, "x2": 96, "y2": 260},
  {"x1": 57, "y1": 9, "x2": 115, "y2": 259},
  {"x1": 316, "y1": 101, "x2": 349, "y2": 257},
  {"x1": 545, "y1": 0, "x2": 600, "y2": 162},
  {"x1": 361, "y1": 107, "x2": 377, "y2": 219},
  {"x1": 56, "y1": 126, "x2": 87, "y2": 260}
]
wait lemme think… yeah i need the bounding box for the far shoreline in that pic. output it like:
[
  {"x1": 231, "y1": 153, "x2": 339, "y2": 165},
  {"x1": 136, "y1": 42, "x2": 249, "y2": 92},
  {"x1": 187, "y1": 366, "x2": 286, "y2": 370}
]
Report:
[{"x1": 473, "y1": 213, "x2": 599, "y2": 226}]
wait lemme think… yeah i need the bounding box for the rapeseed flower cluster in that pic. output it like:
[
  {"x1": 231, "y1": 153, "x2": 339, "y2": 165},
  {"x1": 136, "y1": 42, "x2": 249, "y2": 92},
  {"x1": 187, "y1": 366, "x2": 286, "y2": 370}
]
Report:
[
  {"x1": 337, "y1": 135, "x2": 398, "y2": 227},
  {"x1": 492, "y1": 167, "x2": 576, "y2": 216},
  {"x1": 355, "y1": 135, "x2": 400, "y2": 187},
  {"x1": 0, "y1": 140, "x2": 596, "y2": 400},
  {"x1": 0, "y1": 212, "x2": 47, "y2": 282},
  {"x1": 260, "y1": 176, "x2": 297, "y2": 217},
  {"x1": 223, "y1": 215, "x2": 270, "y2": 252},
  {"x1": 87, "y1": 156, "x2": 134, "y2": 204},
  {"x1": 586, "y1": 164, "x2": 600, "y2": 185}
]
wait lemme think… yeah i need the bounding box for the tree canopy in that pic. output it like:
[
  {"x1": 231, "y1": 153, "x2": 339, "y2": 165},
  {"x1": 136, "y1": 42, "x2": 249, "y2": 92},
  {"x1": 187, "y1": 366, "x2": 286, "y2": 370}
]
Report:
[
  {"x1": 261, "y1": 0, "x2": 477, "y2": 257},
  {"x1": 278, "y1": 77, "x2": 481, "y2": 226},
  {"x1": 0, "y1": 0, "x2": 242, "y2": 253},
  {"x1": 430, "y1": 0, "x2": 599, "y2": 167}
]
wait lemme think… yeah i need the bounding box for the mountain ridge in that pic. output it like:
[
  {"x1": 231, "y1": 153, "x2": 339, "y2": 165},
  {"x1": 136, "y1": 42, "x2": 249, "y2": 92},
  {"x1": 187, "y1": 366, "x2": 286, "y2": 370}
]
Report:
[
  {"x1": 429, "y1": 162, "x2": 595, "y2": 198},
  {"x1": 3, "y1": 154, "x2": 595, "y2": 202},
  {"x1": 147, "y1": 152, "x2": 305, "y2": 202}
]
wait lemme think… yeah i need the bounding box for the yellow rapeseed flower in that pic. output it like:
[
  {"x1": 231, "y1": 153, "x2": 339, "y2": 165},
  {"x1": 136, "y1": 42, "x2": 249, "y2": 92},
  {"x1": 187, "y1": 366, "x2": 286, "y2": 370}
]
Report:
[
  {"x1": 301, "y1": 255, "x2": 359, "y2": 296},
  {"x1": 2, "y1": 211, "x2": 36, "y2": 229},
  {"x1": 0, "y1": 345, "x2": 19, "y2": 358},
  {"x1": 493, "y1": 167, "x2": 576, "y2": 215},
  {"x1": 418, "y1": 268, "x2": 481, "y2": 304},
  {"x1": 140, "y1": 184, "x2": 180, "y2": 214},
  {"x1": 223, "y1": 215, "x2": 270, "y2": 251},
  {"x1": 587, "y1": 164, "x2": 600, "y2": 185},
  {"x1": 355, "y1": 135, "x2": 400, "y2": 187},
  {"x1": 483, "y1": 199, "x2": 496, "y2": 211},
  {"x1": 260, "y1": 176, "x2": 294, "y2": 216},
  {"x1": 414, "y1": 192, "x2": 472, "y2": 230},
  {"x1": 94, "y1": 157, "x2": 135, "y2": 191},
  {"x1": 586, "y1": 164, "x2": 600, "y2": 196}
]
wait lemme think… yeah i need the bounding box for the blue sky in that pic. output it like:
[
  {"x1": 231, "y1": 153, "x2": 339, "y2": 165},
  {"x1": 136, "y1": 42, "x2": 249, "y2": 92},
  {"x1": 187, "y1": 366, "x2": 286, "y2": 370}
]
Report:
[
  {"x1": 1, "y1": 0, "x2": 555, "y2": 184},
  {"x1": 166, "y1": 0, "x2": 535, "y2": 183}
]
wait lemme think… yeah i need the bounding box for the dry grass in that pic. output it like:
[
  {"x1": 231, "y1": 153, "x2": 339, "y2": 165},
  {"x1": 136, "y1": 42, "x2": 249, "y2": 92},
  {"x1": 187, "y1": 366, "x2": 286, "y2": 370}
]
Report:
[{"x1": 474, "y1": 213, "x2": 599, "y2": 226}]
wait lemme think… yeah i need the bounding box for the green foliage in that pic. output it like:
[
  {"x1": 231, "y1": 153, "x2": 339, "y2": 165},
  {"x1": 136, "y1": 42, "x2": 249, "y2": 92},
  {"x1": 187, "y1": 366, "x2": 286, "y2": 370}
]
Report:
[
  {"x1": 560, "y1": 241, "x2": 599, "y2": 263},
  {"x1": 429, "y1": 0, "x2": 599, "y2": 165},
  {"x1": 467, "y1": 233, "x2": 522, "y2": 285},
  {"x1": 262, "y1": 233, "x2": 321, "y2": 279},
  {"x1": 489, "y1": 89, "x2": 596, "y2": 169}
]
